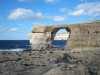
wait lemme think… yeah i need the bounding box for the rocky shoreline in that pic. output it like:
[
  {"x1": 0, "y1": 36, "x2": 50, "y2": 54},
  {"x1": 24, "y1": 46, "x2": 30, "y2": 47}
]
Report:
[{"x1": 0, "y1": 47, "x2": 100, "y2": 75}]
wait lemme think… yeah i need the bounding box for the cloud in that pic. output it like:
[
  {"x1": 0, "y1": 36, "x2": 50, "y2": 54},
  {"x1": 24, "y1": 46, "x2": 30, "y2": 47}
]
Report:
[
  {"x1": 68, "y1": 2, "x2": 100, "y2": 16},
  {"x1": 8, "y1": 8, "x2": 68, "y2": 22},
  {"x1": 9, "y1": 28, "x2": 19, "y2": 31},
  {"x1": 18, "y1": 0, "x2": 34, "y2": 2},
  {"x1": 0, "y1": 26, "x2": 20, "y2": 32},
  {"x1": 76, "y1": 2, "x2": 100, "y2": 16},
  {"x1": 69, "y1": 9, "x2": 85, "y2": 16},
  {"x1": 45, "y1": 0, "x2": 59, "y2": 3},
  {"x1": 76, "y1": 2, "x2": 100, "y2": 10},
  {"x1": 8, "y1": 8, "x2": 45, "y2": 20},
  {"x1": 52, "y1": 16, "x2": 66, "y2": 21}
]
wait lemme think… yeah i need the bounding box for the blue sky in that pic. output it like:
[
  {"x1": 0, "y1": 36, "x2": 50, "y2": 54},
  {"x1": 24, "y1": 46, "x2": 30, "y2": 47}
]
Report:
[{"x1": 0, "y1": 0, "x2": 100, "y2": 40}]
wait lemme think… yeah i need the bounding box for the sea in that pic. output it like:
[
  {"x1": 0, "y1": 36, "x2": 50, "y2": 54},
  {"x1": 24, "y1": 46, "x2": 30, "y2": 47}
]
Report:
[{"x1": 0, "y1": 40, "x2": 67, "y2": 51}]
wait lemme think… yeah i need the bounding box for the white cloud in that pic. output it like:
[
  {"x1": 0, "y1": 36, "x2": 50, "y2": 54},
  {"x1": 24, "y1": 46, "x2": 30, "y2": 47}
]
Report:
[
  {"x1": 45, "y1": 0, "x2": 59, "y2": 3},
  {"x1": 18, "y1": 0, "x2": 34, "y2": 2},
  {"x1": 53, "y1": 16, "x2": 66, "y2": 21},
  {"x1": 76, "y1": 2, "x2": 100, "y2": 16},
  {"x1": 68, "y1": 2, "x2": 100, "y2": 16},
  {"x1": 87, "y1": 8, "x2": 100, "y2": 16},
  {"x1": 8, "y1": 8, "x2": 45, "y2": 20},
  {"x1": 69, "y1": 9, "x2": 85, "y2": 16},
  {"x1": 9, "y1": 28, "x2": 19, "y2": 31},
  {"x1": 0, "y1": 26, "x2": 20, "y2": 32}
]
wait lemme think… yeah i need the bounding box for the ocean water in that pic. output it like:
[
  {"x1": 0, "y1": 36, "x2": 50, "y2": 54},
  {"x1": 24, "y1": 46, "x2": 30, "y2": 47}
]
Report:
[
  {"x1": 0, "y1": 40, "x2": 30, "y2": 51},
  {"x1": 52, "y1": 40, "x2": 67, "y2": 48},
  {"x1": 0, "y1": 40, "x2": 67, "y2": 51}
]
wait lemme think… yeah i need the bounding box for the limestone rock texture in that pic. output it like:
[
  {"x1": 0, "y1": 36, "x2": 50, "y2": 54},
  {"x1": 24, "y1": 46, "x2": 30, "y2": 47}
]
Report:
[
  {"x1": 29, "y1": 20, "x2": 100, "y2": 50},
  {"x1": 0, "y1": 48, "x2": 100, "y2": 75}
]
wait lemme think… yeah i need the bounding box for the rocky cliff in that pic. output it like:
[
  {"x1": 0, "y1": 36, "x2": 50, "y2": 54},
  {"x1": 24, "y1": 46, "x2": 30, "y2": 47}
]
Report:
[{"x1": 29, "y1": 20, "x2": 100, "y2": 50}]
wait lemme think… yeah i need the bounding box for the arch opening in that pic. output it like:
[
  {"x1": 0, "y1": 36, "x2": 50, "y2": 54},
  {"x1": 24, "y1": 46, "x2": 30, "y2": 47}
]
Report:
[{"x1": 51, "y1": 28, "x2": 70, "y2": 49}]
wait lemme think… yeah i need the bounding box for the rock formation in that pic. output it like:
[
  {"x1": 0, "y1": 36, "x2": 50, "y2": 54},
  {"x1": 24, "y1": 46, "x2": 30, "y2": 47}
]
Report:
[
  {"x1": 29, "y1": 20, "x2": 100, "y2": 50},
  {"x1": 0, "y1": 20, "x2": 100, "y2": 75}
]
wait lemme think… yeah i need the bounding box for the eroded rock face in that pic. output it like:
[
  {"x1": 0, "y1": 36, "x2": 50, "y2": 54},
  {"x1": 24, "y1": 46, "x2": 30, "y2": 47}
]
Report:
[
  {"x1": 29, "y1": 32, "x2": 51, "y2": 50},
  {"x1": 29, "y1": 20, "x2": 100, "y2": 50}
]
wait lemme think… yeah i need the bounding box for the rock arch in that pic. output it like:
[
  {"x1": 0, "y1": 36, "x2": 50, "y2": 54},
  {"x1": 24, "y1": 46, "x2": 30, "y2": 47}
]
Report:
[
  {"x1": 51, "y1": 27, "x2": 71, "y2": 40},
  {"x1": 29, "y1": 20, "x2": 100, "y2": 50},
  {"x1": 51, "y1": 27, "x2": 71, "y2": 48}
]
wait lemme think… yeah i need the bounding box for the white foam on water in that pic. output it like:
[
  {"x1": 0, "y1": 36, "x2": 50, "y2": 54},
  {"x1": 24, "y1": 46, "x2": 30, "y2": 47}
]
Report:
[{"x1": 0, "y1": 48, "x2": 27, "y2": 51}]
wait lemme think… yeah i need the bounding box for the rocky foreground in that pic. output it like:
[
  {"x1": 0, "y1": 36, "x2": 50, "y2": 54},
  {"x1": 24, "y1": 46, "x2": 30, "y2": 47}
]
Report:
[{"x1": 0, "y1": 48, "x2": 100, "y2": 75}]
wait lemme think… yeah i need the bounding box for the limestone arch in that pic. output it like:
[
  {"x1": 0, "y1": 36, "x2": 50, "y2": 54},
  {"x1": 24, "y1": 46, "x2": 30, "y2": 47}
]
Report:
[{"x1": 51, "y1": 27, "x2": 71, "y2": 48}]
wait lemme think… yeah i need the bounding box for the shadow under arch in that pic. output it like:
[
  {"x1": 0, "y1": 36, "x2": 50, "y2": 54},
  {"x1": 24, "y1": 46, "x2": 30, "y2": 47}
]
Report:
[{"x1": 51, "y1": 27, "x2": 71, "y2": 49}]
